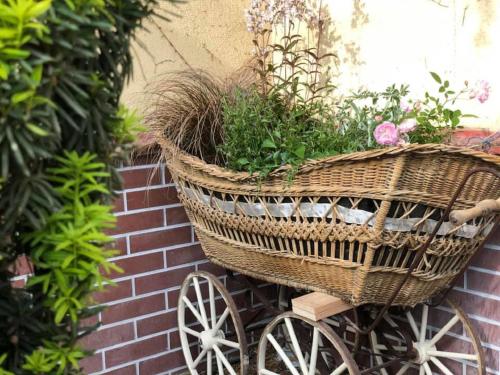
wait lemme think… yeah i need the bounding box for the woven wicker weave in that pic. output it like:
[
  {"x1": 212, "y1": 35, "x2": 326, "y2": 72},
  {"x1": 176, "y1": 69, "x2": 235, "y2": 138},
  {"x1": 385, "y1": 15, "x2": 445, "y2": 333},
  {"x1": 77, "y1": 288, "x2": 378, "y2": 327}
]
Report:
[{"x1": 160, "y1": 138, "x2": 500, "y2": 306}]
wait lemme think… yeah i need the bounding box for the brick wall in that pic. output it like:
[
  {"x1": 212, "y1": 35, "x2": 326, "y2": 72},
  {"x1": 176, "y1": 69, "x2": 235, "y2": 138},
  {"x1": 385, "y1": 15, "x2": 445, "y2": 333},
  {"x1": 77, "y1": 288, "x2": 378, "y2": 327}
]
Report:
[{"x1": 11, "y1": 153, "x2": 500, "y2": 375}]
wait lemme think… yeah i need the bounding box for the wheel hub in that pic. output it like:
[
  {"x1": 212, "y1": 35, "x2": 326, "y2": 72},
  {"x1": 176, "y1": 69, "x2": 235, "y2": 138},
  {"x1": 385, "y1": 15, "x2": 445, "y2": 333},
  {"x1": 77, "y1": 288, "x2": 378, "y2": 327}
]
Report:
[
  {"x1": 199, "y1": 329, "x2": 224, "y2": 350},
  {"x1": 412, "y1": 341, "x2": 436, "y2": 365}
]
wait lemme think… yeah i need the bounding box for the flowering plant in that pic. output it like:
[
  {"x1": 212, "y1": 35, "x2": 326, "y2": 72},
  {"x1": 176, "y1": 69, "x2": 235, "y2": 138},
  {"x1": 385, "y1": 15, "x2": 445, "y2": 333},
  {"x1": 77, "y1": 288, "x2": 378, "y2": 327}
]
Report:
[
  {"x1": 150, "y1": 0, "x2": 492, "y2": 181},
  {"x1": 244, "y1": 0, "x2": 334, "y2": 103},
  {"x1": 216, "y1": 1, "x2": 492, "y2": 178},
  {"x1": 369, "y1": 72, "x2": 490, "y2": 147}
]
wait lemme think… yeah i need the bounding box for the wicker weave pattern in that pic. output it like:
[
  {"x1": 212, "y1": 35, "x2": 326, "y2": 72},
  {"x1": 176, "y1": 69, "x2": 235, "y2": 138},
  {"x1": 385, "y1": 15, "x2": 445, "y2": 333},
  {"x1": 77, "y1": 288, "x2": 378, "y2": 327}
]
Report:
[{"x1": 160, "y1": 138, "x2": 500, "y2": 306}]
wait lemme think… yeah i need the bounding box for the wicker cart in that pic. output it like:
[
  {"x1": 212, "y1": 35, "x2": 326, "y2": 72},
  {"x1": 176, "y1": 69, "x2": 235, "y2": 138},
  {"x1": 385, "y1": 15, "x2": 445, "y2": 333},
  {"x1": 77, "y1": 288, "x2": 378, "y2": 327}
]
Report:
[{"x1": 161, "y1": 138, "x2": 500, "y2": 375}]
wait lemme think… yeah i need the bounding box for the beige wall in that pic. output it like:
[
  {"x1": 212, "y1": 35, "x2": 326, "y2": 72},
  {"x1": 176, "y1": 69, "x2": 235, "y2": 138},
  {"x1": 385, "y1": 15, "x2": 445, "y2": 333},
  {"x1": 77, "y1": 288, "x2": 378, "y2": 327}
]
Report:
[{"x1": 123, "y1": 0, "x2": 500, "y2": 130}]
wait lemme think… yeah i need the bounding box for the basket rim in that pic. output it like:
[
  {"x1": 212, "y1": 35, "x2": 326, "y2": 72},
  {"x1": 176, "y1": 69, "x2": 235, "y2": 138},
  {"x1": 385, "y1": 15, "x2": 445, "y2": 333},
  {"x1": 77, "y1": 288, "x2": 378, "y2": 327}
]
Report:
[{"x1": 157, "y1": 136, "x2": 500, "y2": 182}]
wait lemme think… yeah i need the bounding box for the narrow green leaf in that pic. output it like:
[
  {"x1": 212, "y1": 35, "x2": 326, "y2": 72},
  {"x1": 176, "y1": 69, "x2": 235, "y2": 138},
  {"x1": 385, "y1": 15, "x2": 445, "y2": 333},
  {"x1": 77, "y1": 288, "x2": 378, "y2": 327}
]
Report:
[
  {"x1": 27, "y1": 123, "x2": 48, "y2": 136},
  {"x1": 430, "y1": 72, "x2": 441, "y2": 84}
]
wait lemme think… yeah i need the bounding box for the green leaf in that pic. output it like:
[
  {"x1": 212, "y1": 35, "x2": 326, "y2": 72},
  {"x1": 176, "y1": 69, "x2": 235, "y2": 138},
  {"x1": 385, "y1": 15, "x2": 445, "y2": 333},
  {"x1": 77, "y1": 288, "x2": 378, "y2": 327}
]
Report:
[
  {"x1": 236, "y1": 158, "x2": 249, "y2": 166},
  {"x1": 1, "y1": 48, "x2": 30, "y2": 59},
  {"x1": 262, "y1": 138, "x2": 276, "y2": 149},
  {"x1": 0, "y1": 61, "x2": 9, "y2": 80},
  {"x1": 293, "y1": 145, "x2": 305, "y2": 159},
  {"x1": 12, "y1": 90, "x2": 35, "y2": 104},
  {"x1": 26, "y1": 0, "x2": 52, "y2": 18},
  {"x1": 32, "y1": 65, "x2": 43, "y2": 84},
  {"x1": 430, "y1": 72, "x2": 441, "y2": 84},
  {"x1": 27, "y1": 123, "x2": 48, "y2": 136}
]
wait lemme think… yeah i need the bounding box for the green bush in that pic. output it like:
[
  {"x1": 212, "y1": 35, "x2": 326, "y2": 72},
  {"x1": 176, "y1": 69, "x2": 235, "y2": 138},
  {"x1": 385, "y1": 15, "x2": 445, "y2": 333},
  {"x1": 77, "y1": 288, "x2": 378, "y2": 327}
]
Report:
[{"x1": 0, "y1": 0, "x2": 174, "y2": 373}]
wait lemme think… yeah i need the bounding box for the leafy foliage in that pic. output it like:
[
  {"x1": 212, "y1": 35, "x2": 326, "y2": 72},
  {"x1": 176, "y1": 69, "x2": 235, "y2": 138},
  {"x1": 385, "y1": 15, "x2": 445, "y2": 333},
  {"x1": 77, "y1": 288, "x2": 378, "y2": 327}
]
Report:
[
  {"x1": 220, "y1": 90, "x2": 338, "y2": 178},
  {"x1": 219, "y1": 75, "x2": 477, "y2": 178},
  {"x1": 0, "y1": 0, "x2": 173, "y2": 373}
]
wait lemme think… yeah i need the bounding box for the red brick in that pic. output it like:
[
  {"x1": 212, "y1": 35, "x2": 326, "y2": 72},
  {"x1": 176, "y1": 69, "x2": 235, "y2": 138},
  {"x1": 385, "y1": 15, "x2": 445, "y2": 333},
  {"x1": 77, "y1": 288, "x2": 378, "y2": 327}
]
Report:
[
  {"x1": 102, "y1": 365, "x2": 136, "y2": 375},
  {"x1": 110, "y1": 252, "x2": 164, "y2": 279},
  {"x1": 113, "y1": 193, "x2": 125, "y2": 213},
  {"x1": 121, "y1": 167, "x2": 161, "y2": 189},
  {"x1": 166, "y1": 244, "x2": 205, "y2": 268},
  {"x1": 101, "y1": 294, "x2": 165, "y2": 324},
  {"x1": 79, "y1": 352, "x2": 103, "y2": 374},
  {"x1": 197, "y1": 261, "x2": 226, "y2": 277},
  {"x1": 485, "y1": 226, "x2": 500, "y2": 244},
  {"x1": 166, "y1": 206, "x2": 189, "y2": 225},
  {"x1": 112, "y1": 237, "x2": 128, "y2": 256},
  {"x1": 137, "y1": 310, "x2": 177, "y2": 337},
  {"x1": 135, "y1": 266, "x2": 195, "y2": 295},
  {"x1": 80, "y1": 323, "x2": 134, "y2": 351},
  {"x1": 449, "y1": 290, "x2": 500, "y2": 321},
  {"x1": 105, "y1": 335, "x2": 168, "y2": 368},
  {"x1": 110, "y1": 210, "x2": 164, "y2": 235},
  {"x1": 474, "y1": 320, "x2": 500, "y2": 347},
  {"x1": 127, "y1": 187, "x2": 179, "y2": 211},
  {"x1": 93, "y1": 280, "x2": 133, "y2": 304},
  {"x1": 467, "y1": 269, "x2": 500, "y2": 295},
  {"x1": 164, "y1": 166, "x2": 172, "y2": 183},
  {"x1": 471, "y1": 247, "x2": 500, "y2": 272},
  {"x1": 139, "y1": 350, "x2": 185, "y2": 374},
  {"x1": 130, "y1": 226, "x2": 192, "y2": 253}
]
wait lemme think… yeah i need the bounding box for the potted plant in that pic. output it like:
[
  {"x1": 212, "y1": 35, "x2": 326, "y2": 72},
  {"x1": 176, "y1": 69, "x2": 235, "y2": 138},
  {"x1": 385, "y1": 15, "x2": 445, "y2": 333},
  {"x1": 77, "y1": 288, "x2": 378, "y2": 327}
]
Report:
[{"x1": 148, "y1": 0, "x2": 499, "y2": 307}]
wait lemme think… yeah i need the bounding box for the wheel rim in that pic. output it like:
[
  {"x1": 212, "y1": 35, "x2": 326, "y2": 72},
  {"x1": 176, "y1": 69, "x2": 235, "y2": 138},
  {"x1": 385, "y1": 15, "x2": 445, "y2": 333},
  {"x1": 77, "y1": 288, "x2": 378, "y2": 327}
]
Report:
[
  {"x1": 178, "y1": 271, "x2": 248, "y2": 374},
  {"x1": 257, "y1": 311, "x2": 360, "y2": 374},
  {"x1": 370, "y1": 298, "x2": 485, "y2": 375}
]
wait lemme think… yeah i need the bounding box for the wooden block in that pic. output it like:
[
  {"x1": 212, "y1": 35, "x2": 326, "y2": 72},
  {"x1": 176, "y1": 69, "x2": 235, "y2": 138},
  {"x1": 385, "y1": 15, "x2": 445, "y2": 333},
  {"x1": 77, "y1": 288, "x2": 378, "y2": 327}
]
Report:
[{"x1": 292, "y1": 292, "x2": 352, "y2": 321}]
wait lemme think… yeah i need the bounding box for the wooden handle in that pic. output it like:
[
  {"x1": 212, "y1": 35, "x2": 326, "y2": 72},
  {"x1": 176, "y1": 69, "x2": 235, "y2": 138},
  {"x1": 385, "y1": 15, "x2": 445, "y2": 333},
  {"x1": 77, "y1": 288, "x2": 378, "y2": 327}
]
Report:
[{"x1": 449, "y1": 198, "x2": 500, "y2": 226}]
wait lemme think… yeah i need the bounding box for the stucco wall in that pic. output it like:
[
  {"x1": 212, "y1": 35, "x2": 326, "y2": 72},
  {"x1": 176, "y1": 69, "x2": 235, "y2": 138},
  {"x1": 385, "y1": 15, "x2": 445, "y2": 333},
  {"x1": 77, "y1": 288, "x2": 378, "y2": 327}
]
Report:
[{"x1": 122, "y1": 0, "x2": 500, "y2": 130}]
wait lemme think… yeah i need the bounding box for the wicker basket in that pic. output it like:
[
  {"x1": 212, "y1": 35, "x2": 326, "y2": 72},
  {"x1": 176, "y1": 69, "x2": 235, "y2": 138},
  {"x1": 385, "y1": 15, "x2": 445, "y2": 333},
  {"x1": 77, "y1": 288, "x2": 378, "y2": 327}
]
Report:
[{"x1": 160, "y1": 138, "x2": 500, "y2": 306}]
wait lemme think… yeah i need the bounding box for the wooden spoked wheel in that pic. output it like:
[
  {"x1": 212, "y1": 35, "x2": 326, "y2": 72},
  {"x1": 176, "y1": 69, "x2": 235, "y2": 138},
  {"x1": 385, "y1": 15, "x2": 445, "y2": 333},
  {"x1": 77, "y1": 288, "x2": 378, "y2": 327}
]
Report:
[
  {"x1": 178, "y1": 271, "x2": 248, "y2": 374},
  {"x1": 370, "y1": 298, "x2": 485, "y2": 374},
  {"x1": 257, "y1": 312, "x2": 360, "y2": 374}
]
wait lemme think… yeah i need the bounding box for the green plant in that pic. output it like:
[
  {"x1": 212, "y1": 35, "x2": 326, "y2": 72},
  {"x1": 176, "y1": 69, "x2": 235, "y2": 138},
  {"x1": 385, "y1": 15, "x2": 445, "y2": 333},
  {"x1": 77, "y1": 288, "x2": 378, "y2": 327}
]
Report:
[
  {"x1": 0, "y1": 0, "x2": 177, "y2": 373},
  {"x1": 220, "y1": 89, "x2": 339, "y2": 178},
  {"x1": 146, "y1": 69, "x2": 256, "y2": 162},
  {"x1": 409, "y1": 72, "x2": 475, "y2": 144}
]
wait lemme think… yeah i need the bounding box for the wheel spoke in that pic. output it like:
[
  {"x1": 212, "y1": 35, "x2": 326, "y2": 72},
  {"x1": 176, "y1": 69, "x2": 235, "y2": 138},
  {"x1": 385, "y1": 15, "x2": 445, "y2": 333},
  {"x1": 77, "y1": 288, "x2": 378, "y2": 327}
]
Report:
[
  {"x1": 395, "y1": 363, "x2": 411, "y2": 375},
  {"x1": 428, "y1": 315, "x2": 460, "y2": 347},
  {"x1": 284, "y1": 318, "x2": 308, "y2": 374},
  {"x1": 427, "y1": 350, "x2": 478, "y2": 361},
  {"x1": 183, "y1": 296, "x2": 209, "y2": 330},
  {"x1": 419, "y1": 304, "x2": 428, "y2": 344},
  {"x1": 330, "y1": 362, "x2": 347, "y2": 375},
  {"x1": 213, "y1": 344, "x2": 237, "y2": 375},
  {"x1": 214, "y1": 307, "x2": 230, "y2": 332},
  {"x1": 308, "y1": 327, "x2": 319, "y2": 375},
  {"x1": 423, "y1": 362, "x2": 432, "y2": 375},
  {"x1": 216, "y1": 337, "x2": 240, "y2": 350},
  {"x1": 260, "y1": 369, "x2": 280, "y2": 375},
  {"x1": 208, "y1": 278, "x2": 217, "y2": 329},
  {"x1": 192, "y1": 347, "x2": 208, "y2": 369},
  {"x1": 207, "y1": 350, "x2": 212, "y2": 375},
  {"x1": 267, "y1": 333, "x2": 301, "y2": 375},
  {"x1": 406, "y1": 310, "x2": 420, "y2": 340},
  {"x1": 216, "y1": 351, "x2": 223, "y2": 375},
  {"x1": 193, "y1": 277, "x2": 209, "y2": 328},
  {"x1": 181, "y1": 326, "x2": 201, "y2": 338},
  {"x1": 430, "y1": 356, "x2": 454, "y2": 375}
]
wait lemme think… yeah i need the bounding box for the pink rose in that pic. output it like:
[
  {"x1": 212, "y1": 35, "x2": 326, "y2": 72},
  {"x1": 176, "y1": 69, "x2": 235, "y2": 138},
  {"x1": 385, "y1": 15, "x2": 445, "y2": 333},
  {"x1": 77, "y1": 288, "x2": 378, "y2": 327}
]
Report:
[
  {"x1": 469, "y1": 80, "x2": 491, "y2": 103},
  {"x1": 374, "y1": 122, "x2": 399, "y2": 146},
  {"x1": 400, "y1": 100, "x2": 411, "y2": 113},
  {"x1": 398, "y1": 119, "x2": 417, "y2": 134},
  {"x1": 374, "y1": 115, "x2": 384, "y2": 123}
]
